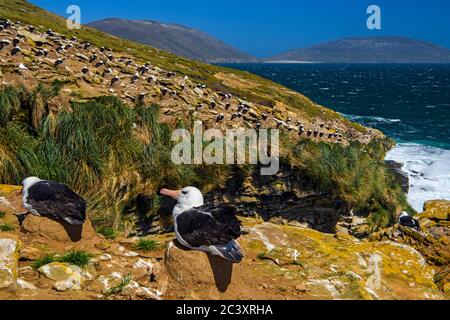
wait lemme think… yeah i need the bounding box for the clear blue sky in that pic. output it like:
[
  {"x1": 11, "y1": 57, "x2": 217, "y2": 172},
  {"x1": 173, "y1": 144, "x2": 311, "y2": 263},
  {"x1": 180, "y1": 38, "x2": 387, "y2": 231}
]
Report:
[{"x1": 30, "y1": 0, "x2": 450, "y2": 58}]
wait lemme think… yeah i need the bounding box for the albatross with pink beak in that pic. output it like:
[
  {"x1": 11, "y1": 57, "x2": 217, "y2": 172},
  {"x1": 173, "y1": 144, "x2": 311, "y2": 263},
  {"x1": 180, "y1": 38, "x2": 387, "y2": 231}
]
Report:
[{"x1": 160, "y1": 187, "x2": 244, "y2": 263}]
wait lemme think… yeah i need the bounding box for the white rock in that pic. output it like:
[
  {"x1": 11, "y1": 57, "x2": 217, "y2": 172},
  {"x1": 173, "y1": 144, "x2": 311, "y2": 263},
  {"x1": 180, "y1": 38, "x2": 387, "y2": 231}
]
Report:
[
  {"x1": 136, "y1": 286, "x2": 163, "y2": 300},
  {"x1": 123, "y1": 250, "x2": 139, "y2": 257},
  {"x1": 38, "y1": 262, "x2": 88, "y2": 291},
  {"x1": 133, "y1": 258, "x2": 153, "y2": 272},
  {"x1": 121, "y1": 280, "x2": 162, "y2": 300},
  {"x1": 0, "y1": 196, "x2": 12, "y2": 207},
  {"x1": 89, "y1": 272, "x2": 123, "y2": 294},
  {"x1": 96, "y1": 253, "x2": 112, "y2": 261},
  {"x1": 17, "y1": 278, "x2": 36, "y2": 290},
  {"x1": 0, "y1": 238, "x2": 19, "y2": 290}
]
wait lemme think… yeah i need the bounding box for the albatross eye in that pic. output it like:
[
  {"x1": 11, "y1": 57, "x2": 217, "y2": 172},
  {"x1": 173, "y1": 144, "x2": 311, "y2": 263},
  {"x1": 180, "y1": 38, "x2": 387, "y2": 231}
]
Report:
[{"x1": 181, "y1": 190, "x2": 188, "y2": 195}]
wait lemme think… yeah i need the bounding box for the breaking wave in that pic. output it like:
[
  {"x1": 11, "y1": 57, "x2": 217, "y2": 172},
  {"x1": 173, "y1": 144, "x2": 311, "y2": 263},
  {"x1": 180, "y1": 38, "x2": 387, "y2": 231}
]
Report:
[{"x1": 386, "y1": 143, "x2": 450, "y2": 212}]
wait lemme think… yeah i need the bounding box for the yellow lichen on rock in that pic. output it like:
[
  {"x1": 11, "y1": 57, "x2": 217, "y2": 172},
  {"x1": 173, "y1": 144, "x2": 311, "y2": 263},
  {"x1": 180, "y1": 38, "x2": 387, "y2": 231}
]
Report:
[
  {"x1": 0, "y1": 185, "x2": 22, "y2": 196},
  {"x1": 0, "y1": 183, "x2": 446, "y2": 300},
  {"x1": 163, "y1": 221, "x2": 443, "y2": 300},
  {"x1": 416, "y1": 200, "x2": 450, "y2": 221},
  {"x1": 38, "y1": 262, "x2": 92, "y2": 292}
]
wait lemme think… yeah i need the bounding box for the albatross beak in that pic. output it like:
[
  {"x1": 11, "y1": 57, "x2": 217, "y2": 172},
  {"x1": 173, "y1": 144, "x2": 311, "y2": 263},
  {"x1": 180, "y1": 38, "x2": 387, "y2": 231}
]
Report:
[
  {"x1": 16, "y1": 188, "x2": 23, "y2": 196},
  {"x1": 160, "y1": 188, "x2": 180, "y2": 200}
]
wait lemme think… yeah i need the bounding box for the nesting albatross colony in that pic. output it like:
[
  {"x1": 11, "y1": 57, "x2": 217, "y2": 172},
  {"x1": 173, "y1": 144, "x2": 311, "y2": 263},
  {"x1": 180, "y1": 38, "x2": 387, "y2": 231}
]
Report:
[{"x1": 0, "y1": 0, "x2": 448, "y2": 301}]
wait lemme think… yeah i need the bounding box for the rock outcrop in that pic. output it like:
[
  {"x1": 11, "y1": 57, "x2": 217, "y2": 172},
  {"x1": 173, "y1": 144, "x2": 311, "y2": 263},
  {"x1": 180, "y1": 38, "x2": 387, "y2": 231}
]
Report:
[
  {"x1": 370, "y1": 200, "x2": 450, "y2": 297},
  {"x1": 203, "y1": 166, "x2": 348, "y2": 234},
  {"x1": 21, "y1": 214, "x2": 103, "y2": 252},
  {"x1": 385, "y1": 160, "x2": 410, "y2": 194},
  {"x1": 0, "y1": 184, "x2": 446, "y2": 300},
  {"x1": 0, "y1": 233, "x2": 20, "y2": 292},
  {"x1": 163, "y1": 220, "x2": 442, "y2": 300}
]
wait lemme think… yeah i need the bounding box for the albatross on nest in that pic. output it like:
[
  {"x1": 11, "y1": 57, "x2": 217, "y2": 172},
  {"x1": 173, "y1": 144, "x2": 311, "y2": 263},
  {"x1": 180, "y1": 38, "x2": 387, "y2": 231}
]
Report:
[
  {"x1": 19, "y1": 177, "x2": 87, "y2": 226},
  {"x1": 398, "y1": 212, "x2": 420, "y2": 231},
  {"x1": 160, "y1": 187, "x2": 244, "y2": 263}
]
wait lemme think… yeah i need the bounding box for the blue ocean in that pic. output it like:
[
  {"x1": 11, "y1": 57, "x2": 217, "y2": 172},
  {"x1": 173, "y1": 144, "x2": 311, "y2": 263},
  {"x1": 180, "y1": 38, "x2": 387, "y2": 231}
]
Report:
[{"x1": 221, "y1": 63, "x2": 450, "y2": 211}]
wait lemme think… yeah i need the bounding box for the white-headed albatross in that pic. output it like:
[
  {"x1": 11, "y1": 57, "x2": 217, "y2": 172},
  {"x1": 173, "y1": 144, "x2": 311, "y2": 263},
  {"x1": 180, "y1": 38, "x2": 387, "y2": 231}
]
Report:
[
  {"x1": 19, "y1": 177, "x2": 87, "y2": 226},
  {"x1": 160, "y1": 187, "x2": 244, "y2": 263}
]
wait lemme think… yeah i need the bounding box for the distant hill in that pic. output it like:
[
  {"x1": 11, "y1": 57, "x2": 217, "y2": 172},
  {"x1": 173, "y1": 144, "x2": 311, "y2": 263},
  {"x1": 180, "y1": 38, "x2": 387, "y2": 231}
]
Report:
[
  {"x1": 88, "y1": 18, "x2": 258, "y2": 63},
  {"x1": 269, "y1": 36, "x2": 450, "y2": 63}
]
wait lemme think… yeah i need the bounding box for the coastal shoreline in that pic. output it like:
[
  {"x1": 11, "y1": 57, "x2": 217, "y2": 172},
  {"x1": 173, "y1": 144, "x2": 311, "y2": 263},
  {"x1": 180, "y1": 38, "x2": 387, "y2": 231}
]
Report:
[{"x1": 386, "y1": 143, "x2": 450, "y2": 212}]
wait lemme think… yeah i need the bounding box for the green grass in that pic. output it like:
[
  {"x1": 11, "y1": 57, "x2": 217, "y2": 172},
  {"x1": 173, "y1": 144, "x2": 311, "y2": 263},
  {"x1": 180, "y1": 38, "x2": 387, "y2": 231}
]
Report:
[
  {"x1": 106, "y1": 272, "x2": 132, "y2": 296},
  {"x1": 0, "y1": 223, "x2": 15, "y2": 232},
  {"x1": 31, "y1": 250, "x2": 92, "y2": 269},
  {"x1": 257, "y1": 253, "x2": 268, "y2": 260},
  {"x1": 135, "y1": 238, "x2": 159, "y2": 252},
  {"x1": 58, "y1": 250, "x2": 93, "y2": 268},
  {"x1": 0, "y1": 85, "x2": 409, "y2": 232},
  {"x1": 0, "y1": 211, "x2": 5, "y2": 219},
  {"x1": 282, "y1": 139, "x2": 412, "y2": 230},
  {"x1": 32, "y1": 255, "x2": 56, "y2": 270},
  {"x1": 0, "y1": 86, "x2": 228, "y2": 228},
  {"x1": 96, "y1": 226, "x2": 117, "y2": 240},
  {"x1": 0, "y1": 0, "x2": 409, "y2": 233}
]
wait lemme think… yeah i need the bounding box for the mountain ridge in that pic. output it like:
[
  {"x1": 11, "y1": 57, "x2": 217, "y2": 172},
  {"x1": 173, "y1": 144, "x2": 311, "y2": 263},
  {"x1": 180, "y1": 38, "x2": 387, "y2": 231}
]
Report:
[
  {"x1": 269, "y1": 36, "x2": 450, "y2": 63},
  {"x1": 87, "y1": 18, "x2": 259, "y2": 63}
]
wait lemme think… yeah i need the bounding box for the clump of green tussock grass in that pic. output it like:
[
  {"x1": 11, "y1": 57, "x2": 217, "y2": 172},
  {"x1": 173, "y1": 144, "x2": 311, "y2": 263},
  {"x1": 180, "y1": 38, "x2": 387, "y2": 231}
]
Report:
[
  {"x1": 26, "y1": 83, "x2": 50, "y2": 130},
  {"x1": 135, "y1": 238, "x2": 159, "y2": 252},
  {"x1": 283, "y1": 139, "x2": 411, "y2": 230},
  {"x1": 0, "y1": 85, "x2": 229, "y2": 230},
  {"x1": 96, "y1": 226, "x2": 117, "y2": 240},
  {"x1": 0, "y1": 123, "x2": 41, "y2": 185},
  {"x1": 0, "y1": 83, "x2": 408, "y2": 232},
  {"x1": 32, "y1": 255, "x2": 56, "y2": 270},
  {"x1": 105, "y1": 272, "x2": 132, "y2": 296},
  {"x1": 31, "y1": 250, "x2": 92, "y2": 269},
  {"x1": 57, "y1": 250, "x2": 93, "y2": 268},
  {"x1": 0, "y1": 211, "x2": 6, "y2": 219},
  {"x1": 0, "y1": 223, "x2": 15, "y2": 232},
  {"x1": 0, "y1": 86, "x2": 24, "y2": 126},
  {"x1": 50, "y1": 79, "x2": 70, "y2": 97}
]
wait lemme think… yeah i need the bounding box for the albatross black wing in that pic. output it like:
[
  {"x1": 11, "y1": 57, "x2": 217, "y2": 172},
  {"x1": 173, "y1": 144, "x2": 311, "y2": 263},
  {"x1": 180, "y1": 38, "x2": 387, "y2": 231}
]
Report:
[
  {"x1": 27, "y1": 181, "x2": 87, "y2": 225},
  {"x1": 176, "y1": 204, "x2": 241, "y2": 247},
  {"x1": 399, "y1": 215, "x2": 420, "y2": 231}
]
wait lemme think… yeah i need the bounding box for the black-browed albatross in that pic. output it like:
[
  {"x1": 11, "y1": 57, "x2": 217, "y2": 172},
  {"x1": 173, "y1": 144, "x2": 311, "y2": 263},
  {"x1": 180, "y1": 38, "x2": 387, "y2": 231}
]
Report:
[
  {"x1": 160, "y1": 187, "x2": 244, "y2": 263},
  {"x1": 19, "y1": 177, "x2": 87, "y2": 226},
  {"x1": 398, "y1": 211, "x2": 420, "y2": 231}
]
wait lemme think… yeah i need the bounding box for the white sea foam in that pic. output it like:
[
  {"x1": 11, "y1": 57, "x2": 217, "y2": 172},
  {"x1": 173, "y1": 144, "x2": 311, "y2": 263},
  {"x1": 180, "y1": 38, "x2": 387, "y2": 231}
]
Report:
[
  {"x1": 386, "y1": 143, "x2": 450, "y2": 212},
  {"x1": 342, "y1": 114, "x2": 401, "y2": 124}
]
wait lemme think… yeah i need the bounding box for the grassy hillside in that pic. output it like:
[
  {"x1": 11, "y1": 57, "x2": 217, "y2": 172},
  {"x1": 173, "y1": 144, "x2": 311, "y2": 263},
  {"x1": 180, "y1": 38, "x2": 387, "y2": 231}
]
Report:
[
  {"x1": 0, "y1": 84, "x2": 410, "y2": 231},
  {"x1": 0, "y1": 0, "x2": 363, "y2": 126},
  {"x1": 0, "y1": 1, "x2": 411, "y2": 232}
]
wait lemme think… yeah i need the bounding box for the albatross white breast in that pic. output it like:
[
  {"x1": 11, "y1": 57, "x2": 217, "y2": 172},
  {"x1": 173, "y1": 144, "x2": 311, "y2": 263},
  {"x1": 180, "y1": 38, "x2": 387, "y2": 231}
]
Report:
[
  {"x1": 20, "y1": 177, "x2": 87, "y2": 226},
  {"x1": 160, "y1": 187, "x2": 244, "y2": 263}
]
